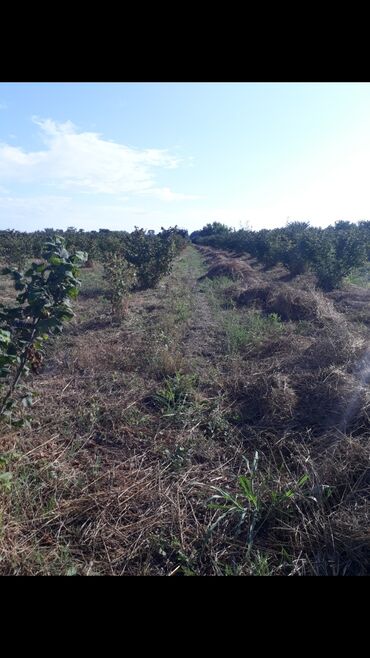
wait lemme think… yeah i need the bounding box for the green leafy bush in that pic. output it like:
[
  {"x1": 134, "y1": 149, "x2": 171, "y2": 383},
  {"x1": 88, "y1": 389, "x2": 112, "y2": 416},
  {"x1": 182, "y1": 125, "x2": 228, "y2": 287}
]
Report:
[
  {"x1": 0, "y1": 230, "x2": 31, "y2": 270},
  {"x1": 103, "y1": 253, "x2": 136, "y2": 321},
  {"x1": 124, "y1": 228, "x2": 176, "y2": 289},
  {"x1": 0, "y1": 237, "x2": 87, "y2": 426},
  {"x1": 311, "y1": 225, "x2": 367, "y2": 290}
]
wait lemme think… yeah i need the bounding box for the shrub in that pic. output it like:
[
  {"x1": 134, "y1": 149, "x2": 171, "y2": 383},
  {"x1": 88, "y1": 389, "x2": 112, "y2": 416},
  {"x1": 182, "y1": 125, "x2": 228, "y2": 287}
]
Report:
[
  {"x1": 279, "y1": 224, "x2": 317, "y2": 276},
  {"x1": 124, "y1": 228, "x2": 176, "y2": 289},
  {"x1": 312, "y1": 226, "x2": 367, "y2": 291},
  {"x1": 0, "y1": 230, "x2": 31, "y2": 270},
  {"x1": 103, "y1": 253, "x2": 136, "y2": 321},
  {"x1": 0, "y1": 237, "x2": 87, "y2": 426}
]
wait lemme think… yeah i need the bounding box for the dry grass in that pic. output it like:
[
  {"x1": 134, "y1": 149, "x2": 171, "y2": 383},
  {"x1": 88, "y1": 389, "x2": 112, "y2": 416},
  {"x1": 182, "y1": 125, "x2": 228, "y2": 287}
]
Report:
[
  {"x1": 328, "y1": 285, "x2": 370, "y2": 326},
  {"x1": 265, "y1": 285, "x2": 340, "y2": 322},
  {"x1": 1, "y1": 245, "x2": 369, "y2": 576},
  {"x1": 200, "y1": 259, "x2": 257, "y2": 284},
  {"x1": 236, "y1": 282, "x2": 341, "y2": 324},
  {"x1": 237, "y1": 285, "x2": 273, "y2": 308},
  {"x1": 227, "y1": 370, "x2": 298, "y2": 426},
  {"x1": 293, "y1": 367, "x2": 370, "y2": 433}
]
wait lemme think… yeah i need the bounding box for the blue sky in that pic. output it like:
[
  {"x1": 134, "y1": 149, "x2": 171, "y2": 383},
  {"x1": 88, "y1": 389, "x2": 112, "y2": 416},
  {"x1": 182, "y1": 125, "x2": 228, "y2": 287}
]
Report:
[{"x1": 1, "y1": 82, "x2": 370, "y2": 233}]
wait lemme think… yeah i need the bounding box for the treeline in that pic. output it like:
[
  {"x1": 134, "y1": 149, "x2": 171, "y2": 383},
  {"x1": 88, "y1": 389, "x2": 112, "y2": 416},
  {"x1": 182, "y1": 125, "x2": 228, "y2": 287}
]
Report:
[
  {"x1": 191, "y1": 221, "x2": 370, "y2": 290},
  {"x1": 0, "y1": 226, "x2": 189, "y2": 290}
]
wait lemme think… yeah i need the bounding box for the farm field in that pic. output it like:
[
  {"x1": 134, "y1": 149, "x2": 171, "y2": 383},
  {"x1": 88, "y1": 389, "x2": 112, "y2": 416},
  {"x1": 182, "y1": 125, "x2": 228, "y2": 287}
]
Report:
[{"x1": 1, "y1": 242, "x2": 369, "y2": 576}]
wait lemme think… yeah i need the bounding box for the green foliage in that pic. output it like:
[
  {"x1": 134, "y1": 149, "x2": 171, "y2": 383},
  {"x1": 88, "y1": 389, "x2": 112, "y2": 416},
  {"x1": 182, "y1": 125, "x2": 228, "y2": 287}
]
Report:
[
  {"x1": 277, "y1": 222, "x2": 316, "y2": 275},
  {"x1": 0, "y1": 226, "x2": 189, "y2": 275},
  {"x1": 359, "y1": 220, "x2": 370, "y2": 260},
  {"x1": 124, "y1": 228, "x2": 176, "y2": 289},
  {"x1": 193, "y1": 220, "x2": 368, "y2": 290},
  {"x1": 222, "y1": 310, "x2": 283, "y2": 353},
  {"x1": 0, "y1": 470, "x2": 13, "y2": 492},
  {"x1": 0, "y1": 237, "x2": 87, "y2": 426},
  {"x1": 311, "y1": 225, "x2": 367, "y2": 290},
  {"x1": 345, "y1": 262, "x2": 370, "y2": 288},
  {"x1": 163, "y1": 444, "x2": 190, "y2": 471},
  {"x1": 103, "y1": 253, "x2": 136, "y2": 321},
  {"x1": 0, "y1": 230, "x2": 31, "y2": 270},
  {"x1": 208, "y1": 452, "x2": 309, "y2": 554},
  {"x1": 150, "y1": 373, "x2": 197, "y2": 415},
  {"x1": 208, "y1": 451, "x2": 261, "y2": 551},
  {"x1": 190, "y1": 222, "x2": 233, "y2": 241}
]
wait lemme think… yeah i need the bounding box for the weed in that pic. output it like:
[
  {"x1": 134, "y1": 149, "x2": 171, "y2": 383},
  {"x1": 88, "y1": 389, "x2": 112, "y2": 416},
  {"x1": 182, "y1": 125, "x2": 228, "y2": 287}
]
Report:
[
  {"x1": 163, "y1": 445, "x2": 190, "y2": 471},
  {"x1": 150, "y1": 373, "x2": 197, "y2": 415},
  {"x1": 345, "y1": 263, "x2": 370, "y2": 288},
  {"x1": 249, "y1": 551, "x2": 272, "y2": 576},
  {"x1": 222, "y1": 310, "x2": 283, "y2": 353},
  {"x1": 208, "y1": 452, "x2": 260, "y2": 550},
  {"x1": 208, "y1": 452, "x2": 310, "y2": 556},
  {"x1": 173, "y1": 298, "x2": 191, "y2": 322}
]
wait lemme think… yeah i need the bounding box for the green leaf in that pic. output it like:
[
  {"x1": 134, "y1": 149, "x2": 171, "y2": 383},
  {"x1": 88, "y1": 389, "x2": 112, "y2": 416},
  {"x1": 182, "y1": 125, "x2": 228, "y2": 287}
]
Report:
[
  {"x1": 0, "y1": 329, "x2": 11, "y2": 344},
  {"x1": 66, "y1": 566, "x2": 78, "y2": 576},
  {"x1": 0, "y1": 472, "x2": 13, "y2": 491},
  {"x1": 238, "y1": 476, "x2": 258, "y2": 506},
  {"x1": 74, "y1": 251, "x2": 88, "y2": 263},
  {"x1": 297, "y1": 474, "x2": 309, "y2": 488}
]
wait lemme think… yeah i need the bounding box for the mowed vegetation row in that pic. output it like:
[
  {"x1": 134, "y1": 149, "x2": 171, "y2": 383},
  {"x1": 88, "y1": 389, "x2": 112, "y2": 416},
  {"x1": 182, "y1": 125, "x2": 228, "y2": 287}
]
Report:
[
  {"x1": 0, "y1": 224, "x2": 369, "y2": 575},
  {"x1": 191, "y1": 220, "x2": 370, "y2": 290}
]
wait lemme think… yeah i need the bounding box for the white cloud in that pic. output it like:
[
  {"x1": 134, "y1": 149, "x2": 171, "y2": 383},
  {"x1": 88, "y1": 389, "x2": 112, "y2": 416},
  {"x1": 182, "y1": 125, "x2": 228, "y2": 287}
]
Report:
[
  {"x1": 0, "y1": 117, "x2": 195, "y2": 200},
  {"x1": 143, "y1": 186, "x2": 201, "y2": 201}
]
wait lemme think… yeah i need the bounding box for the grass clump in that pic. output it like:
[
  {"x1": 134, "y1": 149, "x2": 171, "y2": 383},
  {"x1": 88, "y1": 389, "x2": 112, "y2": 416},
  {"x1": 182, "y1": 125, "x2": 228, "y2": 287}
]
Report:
[
  {"x1": 147, "y1": 372, "x2": 198, "y2": 416},
  {"x1": 222, "y1": 310, "x2": 283, "y2": 354}
]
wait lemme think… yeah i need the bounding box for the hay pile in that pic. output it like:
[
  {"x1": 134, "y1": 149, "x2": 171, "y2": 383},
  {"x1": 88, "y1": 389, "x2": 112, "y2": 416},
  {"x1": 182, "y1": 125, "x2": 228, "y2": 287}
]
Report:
[
  {"x1": 301, "y1": 324, "x2": 366, "y2": 369},
  {"x1": 328, "y1": 287, "x2": 370, "y2": 326},
  {"x1": 294, "y1": 367, "x2": 370, "y2": 433},
  {"x1": 229, "y1": 371, "x2": 298, "y2": 426},
  {"x1": 200, "y1": 259, "x2": 257, "y2": 283},
  {"x1": 265, "y1": 286, "x2": 340, "y2": 322},
  {"x1": 227, "y1": 362, "x2": 370, "y2": 434},
  {"x1": 237, "y1": 284, "x2": 275, "y2": 308},
  {"x1": 237, "y1": 283, "x2": 342, "y2": 323}
]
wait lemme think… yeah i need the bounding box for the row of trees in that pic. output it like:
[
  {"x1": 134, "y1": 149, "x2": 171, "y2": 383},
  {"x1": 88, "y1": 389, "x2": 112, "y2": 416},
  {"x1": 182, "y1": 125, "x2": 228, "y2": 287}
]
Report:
[
  {"x1": 0, "y1": 226, "x2": 189, "y2": 322},
  {"x1": 0, "y1": 227, "x2": 189, "y2": 426},
  {"x1": 0, "y1": 226, "x2": 189, "y2": 272},
  {"x1": 101, "y1": 227, "x2": 188, "y2": 321},
  {"x1": 191, "y1": 221, "x2": 370, "y2": 290}
]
